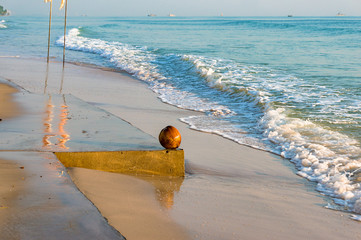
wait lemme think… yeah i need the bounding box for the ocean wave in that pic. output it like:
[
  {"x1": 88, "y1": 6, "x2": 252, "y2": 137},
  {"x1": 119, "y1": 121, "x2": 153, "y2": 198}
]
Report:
[
  {"x1": 0, "y1": 20, "x2": 7, "y2": 29},
  {"x1": 182, "y1": 55, "x2": 269, "y2": 108},
  {"x1": 261, "y1": 107, "x2": 361, "y2": 212},
  {"x1": 183, "y1": 54, "x2": 361, "y2": 213},
  {"x1": 57, "y1": 27, "x2": 361, "y2": 215},
  {"x1": 56, "y1": 28, "x2": 233, "y2": 116}
]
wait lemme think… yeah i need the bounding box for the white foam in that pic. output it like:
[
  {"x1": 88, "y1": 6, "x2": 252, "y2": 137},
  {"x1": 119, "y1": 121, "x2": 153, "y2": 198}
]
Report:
[
  {"x1": 183, "y1": 54, "x2": 361, "y2": 215},
  {"x1": 182, "y1": 55, "x2": 269, "y2": 107},
  {"x1": 0, "y1": 19, "x2": 6, "y2": 28},
  {"x1": 350, "y1": 214, "x2": 361, "y2": 221},
  {"x1": 56, "y1": 28, "x2": 232, "y2": 115},
  {"x1": 259, "y1": 107, "x2": 361, "y2": 212}
]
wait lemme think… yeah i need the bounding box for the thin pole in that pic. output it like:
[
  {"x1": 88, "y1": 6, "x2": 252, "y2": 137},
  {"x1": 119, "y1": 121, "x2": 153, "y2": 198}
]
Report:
[
  {"x1": 60, "y1": 67, "x2": 65, "y2": 94},
  {"x1": 62, "y1": 0, "x2": 68, "y2": 67},
  {"x1": 44, "y1": 63, "x2": 49, "y2": 94},
  {"x1": 47, "y1": 0, "x2": 53, "y2": 63}
]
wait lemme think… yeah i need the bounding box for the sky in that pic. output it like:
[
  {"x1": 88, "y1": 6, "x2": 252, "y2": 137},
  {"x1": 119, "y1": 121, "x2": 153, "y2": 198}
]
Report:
[{"x1": 1, "y1": 0, "x2": 360, "y2": 17}]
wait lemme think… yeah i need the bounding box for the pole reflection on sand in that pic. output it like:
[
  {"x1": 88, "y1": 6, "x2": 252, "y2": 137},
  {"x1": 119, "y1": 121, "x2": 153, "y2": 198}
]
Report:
[
  {"x1": 57, "y1": 95, "x2": 70, "y2": 149},
  {"x1": 42, "y1": 94, "x2": 70, "y2": 150},
  {"x1": 42, "y1": 94, "x2": 55, "y2": 148}
]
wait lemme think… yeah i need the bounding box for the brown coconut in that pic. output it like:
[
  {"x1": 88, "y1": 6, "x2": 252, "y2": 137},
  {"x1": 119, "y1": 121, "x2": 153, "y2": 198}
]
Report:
[{"x1": 159, "y1": 126, "x2": 181, "y2": 149}]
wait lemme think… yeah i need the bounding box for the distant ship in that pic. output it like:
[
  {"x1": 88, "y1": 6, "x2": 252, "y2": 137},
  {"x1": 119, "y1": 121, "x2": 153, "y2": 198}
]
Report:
[
  {"x1": 287, "y1": 15, "x2": 293, "y2": 17},
  {"x1": 168, "y1": 13, "x2": 176, "y2": 17},
  {"x1": 147, "y1": 13, "x2": 157, "y2": 17},
  {"x1": 337, "y1": 12, "x2": 345, "y2": 16}
]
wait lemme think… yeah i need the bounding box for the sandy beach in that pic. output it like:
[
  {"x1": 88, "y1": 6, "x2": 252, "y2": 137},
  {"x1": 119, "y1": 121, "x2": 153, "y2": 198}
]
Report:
[
  {"x1": 0, "y1": 82, "x2": 24, "y2": 237},
  {"x1": 0, "y1": 82, "x2": 21, "y2": 119},
  {"x1": 1, "y1": 57, "x2": 361, "y2": 239},
  {"x1": 0, "y1": 158, "x2": 25, "y2": 238},
  {"x1": 67, "y1": 167, "x2": 189, "y2": 240}
]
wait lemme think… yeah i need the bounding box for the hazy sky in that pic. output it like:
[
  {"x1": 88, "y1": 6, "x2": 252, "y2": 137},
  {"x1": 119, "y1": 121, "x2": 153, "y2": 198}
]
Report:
[{"x1": 1, "y1": 0, "x2": 360, "y2": 17}]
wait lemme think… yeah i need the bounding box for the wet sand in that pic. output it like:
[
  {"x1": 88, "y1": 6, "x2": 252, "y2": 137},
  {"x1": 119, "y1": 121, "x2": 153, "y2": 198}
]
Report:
[
  {"x1": 0, "y1": 82, "x2": 21, "y2": 119},
  {"x1": 0, "y1": 83, "x2": 24, "y2": 235},
  {"x1": 0, "y1": 158, "x2": 25, "y2": 239},
  {"x1": 0, "y1": 67, "x2": 189, "y2": 239},
  {"x1": 67, "y1": 167, "x2": 190, "y2": 240},
  {"x1": 2, "y1": 57, "x2": 361, "y2": 239}
]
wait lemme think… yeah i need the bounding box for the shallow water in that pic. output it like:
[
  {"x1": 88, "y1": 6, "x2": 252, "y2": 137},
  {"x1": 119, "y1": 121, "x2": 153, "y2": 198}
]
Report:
[{"x1": 1, "y1": 15, "x2": 361, "y2": 215}]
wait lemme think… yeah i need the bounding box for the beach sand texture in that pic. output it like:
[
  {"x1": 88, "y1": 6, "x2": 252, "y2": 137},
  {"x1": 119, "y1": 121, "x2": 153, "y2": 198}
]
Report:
[
  {"x1": 67, "y1": 167, "x2": 189, "y2": 240},
  {"x1": 1, "y1": 57, "x2": 361, "y2": 239},
  {"x1": 0, "y1": 82, "x2": 21, "y2": 119}
]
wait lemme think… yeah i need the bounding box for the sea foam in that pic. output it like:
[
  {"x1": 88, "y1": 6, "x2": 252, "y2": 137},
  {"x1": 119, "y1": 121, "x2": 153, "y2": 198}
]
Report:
[
  {"x1": 56, "y1": 28, "x2": 232, "y2": 114},
  {"x1": 0, "y1": 20, "x2": 7, "y2": 29},
  {"x1": 183, "y1": 54, "x2": 361, "y2": 214}
]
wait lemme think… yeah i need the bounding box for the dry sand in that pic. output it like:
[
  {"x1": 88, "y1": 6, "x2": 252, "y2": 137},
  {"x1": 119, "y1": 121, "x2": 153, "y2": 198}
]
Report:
[{"x1": 2, "y1": 57, "x2": 361, "y2": 239}]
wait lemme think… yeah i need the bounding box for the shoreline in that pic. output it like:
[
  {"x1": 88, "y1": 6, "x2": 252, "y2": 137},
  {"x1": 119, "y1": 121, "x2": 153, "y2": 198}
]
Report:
[
  {"x1": 1, "y1": 57, "x2": 361, "y2": 239},
  {"x1": 65, "y1": 59, "x2": 281, "y2": 158}
]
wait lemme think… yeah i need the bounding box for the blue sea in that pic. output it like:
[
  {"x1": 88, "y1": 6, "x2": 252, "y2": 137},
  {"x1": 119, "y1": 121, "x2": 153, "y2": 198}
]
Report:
[{"x1": 1, "y1": 16, "x2": 361, "y2": 215}]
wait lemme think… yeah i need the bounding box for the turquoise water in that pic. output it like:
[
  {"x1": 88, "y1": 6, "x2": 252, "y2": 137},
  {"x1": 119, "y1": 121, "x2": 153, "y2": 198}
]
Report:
[{"x1": 2, "y1": 16, "x2": 361, "y2": 214}]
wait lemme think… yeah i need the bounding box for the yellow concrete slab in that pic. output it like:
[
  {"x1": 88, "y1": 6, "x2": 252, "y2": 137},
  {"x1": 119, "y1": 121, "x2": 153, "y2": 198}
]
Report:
[{"x1": 55, "y1": 149, "x2": 185, "y2": 177}]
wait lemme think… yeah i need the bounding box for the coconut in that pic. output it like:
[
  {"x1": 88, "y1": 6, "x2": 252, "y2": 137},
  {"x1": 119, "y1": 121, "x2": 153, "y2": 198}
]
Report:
[{"x1": 159, "y1": 126, "x2": 181, "y2": 149}]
